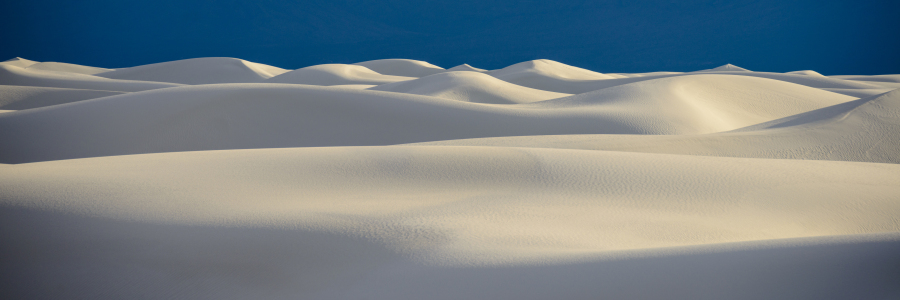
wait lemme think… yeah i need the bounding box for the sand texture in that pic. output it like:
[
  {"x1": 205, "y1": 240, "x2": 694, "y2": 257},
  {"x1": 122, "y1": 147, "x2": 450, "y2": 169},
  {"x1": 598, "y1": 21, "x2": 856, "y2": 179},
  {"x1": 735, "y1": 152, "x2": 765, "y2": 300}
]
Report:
[{"x1": 1, "y1": 57, "x2": 898, "y2": 299}]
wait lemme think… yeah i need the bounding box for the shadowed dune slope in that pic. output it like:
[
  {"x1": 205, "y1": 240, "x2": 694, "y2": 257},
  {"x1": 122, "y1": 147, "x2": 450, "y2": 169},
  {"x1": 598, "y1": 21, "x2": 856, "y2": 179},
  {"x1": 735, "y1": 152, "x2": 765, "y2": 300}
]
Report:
[
  {"x1": 0, "y1": 85, "x2": 123, "y2": 110},
  {"x1": 0, "y1": 75, "x2": 853, "y2": 163},
  {"x1": 698, "y1": 64, "x2": 752, "y2": 72},
  {"x1": 831, "y1": 74, "x2": 900, "y2": 83},
  {"x1": 786, "y1": 70, "x2": 825, "y2": 77},
  {"x1": 446, "y1": 64, "x2": 487, "y2": 72},
  {"x1": 369, "y1": 71, "x2": 570, "y2": 104},
  {"x1": 0, "y1": 57, "x2": 39, "y2": 68},
  {"x1": 485, "y1": 61, "x2": 877, "y2": 94},
  {"x1": 2, "y1": 146, "x2": 899, "y2": 264},
  {"x1": 487, "y1": 59, "x2": 616, "y2": 94},
  {"x1": 353, "y1": 59, "x2": 445, "y2": 77},
  {"x1": 0, "y1": 64, "x2": 181, "y2": 92},
  {"x1": 25, "y1": 62, "x2": 112, "y2": 75},
  {"x1": 529, "y1": 74, "x2": 854, "y2": 133},
  {"x1": 96, "y1": 57, "x2": 288, "y2": 85},
  {"x1": 418, "y1": 90, "x2": 900, "y2": 164},
  {"x1": 265, "y1": 64, "x2": 413, "y2": 85}
]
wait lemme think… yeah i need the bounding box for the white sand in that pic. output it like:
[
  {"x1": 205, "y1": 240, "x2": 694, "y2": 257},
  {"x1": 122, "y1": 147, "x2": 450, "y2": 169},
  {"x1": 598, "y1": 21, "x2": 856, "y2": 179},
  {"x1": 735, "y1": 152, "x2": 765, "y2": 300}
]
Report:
[
  {"x1": 353, "y1": 59, "x2": 446, "y2": 77},
  {"x1": 0, "y1": 56, "x2": 898, "y2": 299},
  {"x1": 266, "y1": 64, "x2": 413, "y2": 85},
  {"x1": 369, "y1": 71, "x2": 570, "y2": 104},
  {"x1": 96, "y1": 57, "x2": 288, "y2": 84}
]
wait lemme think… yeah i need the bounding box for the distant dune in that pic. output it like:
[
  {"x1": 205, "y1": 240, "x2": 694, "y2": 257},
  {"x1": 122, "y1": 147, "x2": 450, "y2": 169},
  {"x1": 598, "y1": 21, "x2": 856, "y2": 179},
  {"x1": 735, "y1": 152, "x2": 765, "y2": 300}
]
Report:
[
  {"x1": 266, "y1": 64, "x2": 413, "y2": 85},
  {"x1": 1, "y1": 56, "x2": 898, "y2": 300}
]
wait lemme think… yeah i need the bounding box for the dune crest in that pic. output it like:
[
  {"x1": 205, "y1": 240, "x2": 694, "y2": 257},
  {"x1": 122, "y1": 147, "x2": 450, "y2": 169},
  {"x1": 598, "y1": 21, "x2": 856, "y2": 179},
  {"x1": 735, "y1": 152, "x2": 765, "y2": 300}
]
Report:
[
  {"x1": 0, "y1": 57, "x2": 40, "y2": 68},
  {"x1": 266, "y1": 64, "x2": 413, "y2": 85},
  {"x1": 25, "y1": 61, "x2": 112, "y2": 75},
  {"x1": 96, "y1": 57, "x2": 288, "y2": 85},
  {"x1": 487, "y1": 59, "x2": 616, "y2": 93},
  {"x1": 369, "y1": 71, "x2": 569, "y2": 104},
  {"x1": 353, "y1": 59, "x2": 446, "y2": 77},
  {"x1": 446, "y1": 63, "x2": 487, "y2": 72}
]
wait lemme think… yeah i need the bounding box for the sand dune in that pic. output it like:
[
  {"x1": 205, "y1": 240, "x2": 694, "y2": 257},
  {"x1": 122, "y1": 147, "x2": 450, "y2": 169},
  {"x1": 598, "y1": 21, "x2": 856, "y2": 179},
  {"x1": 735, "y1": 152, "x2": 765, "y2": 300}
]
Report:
[
  {"x1": 786, "y1": 70, "x2": 825, "y2": 76},
  {"x1": 0, "y1": 75, "x2": 854, "y2": 163},
  {"x1": 831, "y1": 74, "x2": 900, "y2": 83},
  {"x1": 531, "y1": 74, "x2": 855, "y2": 133},
  {"x1": 821, "y1": 88, "x2": 893, "y2": 98},
  {"x1": 698, "y1": 63, "x2": 751, "y2": 72},
  {"x1": 2, "y1": 146, "x2": 899, "y2": 260},
  {"x1": 487, "y1": 59, "x2": 617, "y2": 93},
  {"x1": 0, "y1": 85, "x2": 123, "y2": 110},
  {"x1": 446, "y1": 63, "x2": 487, "y2": 72},
  {"x1": 485, "y1": 62, "x2": 878, "y2": 94},
  {"x1": 0, "y1": 57, "x2": 39, "y2": 68},
  {"x1": 353, "y1": 59, "x2": 445, "y2": 77},
  {"x1": 96, "y1": 57, "x2": 288, "y2": 85},
  {"x1": 0, "y1": 64, "x2": 181, "y2": 92},
  {"x1": 421, "y1": 90, "x2": 900, "y2": 164},
  {"x1": 265, "y1": 64, "x2": 413, "y2": 85},
  {"x1": 369, "y1": 71, "x2": 569, "y2": 104},
  {"x1": 25, "y1": 61, "x2": 112, "y2": 75},
  {"x1": 0, "y1": 56, "x2": 897, "y2": 299}
]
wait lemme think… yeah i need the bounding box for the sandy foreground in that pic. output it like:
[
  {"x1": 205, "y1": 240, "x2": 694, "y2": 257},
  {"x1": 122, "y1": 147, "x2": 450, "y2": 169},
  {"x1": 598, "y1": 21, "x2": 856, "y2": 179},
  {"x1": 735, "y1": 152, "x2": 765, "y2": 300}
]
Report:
[{"x1": 1, "y1": 57, "x2": 898, "y2": 299}]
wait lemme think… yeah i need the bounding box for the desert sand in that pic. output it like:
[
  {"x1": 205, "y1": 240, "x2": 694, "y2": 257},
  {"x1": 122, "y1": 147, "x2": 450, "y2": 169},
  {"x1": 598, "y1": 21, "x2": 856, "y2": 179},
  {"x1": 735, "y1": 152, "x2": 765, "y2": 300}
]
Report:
[{"x1": 1, "y1": 56, "x2": 898, "y2": 299}]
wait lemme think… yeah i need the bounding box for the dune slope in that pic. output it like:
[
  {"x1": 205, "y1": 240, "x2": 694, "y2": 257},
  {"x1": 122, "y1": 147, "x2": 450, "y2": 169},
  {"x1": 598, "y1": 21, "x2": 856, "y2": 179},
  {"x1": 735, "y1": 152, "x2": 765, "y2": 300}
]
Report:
[
  {"x1": 353, "y1": 59, "x2": 445, "y2": 77},
  {"x1": 96, "y1": 57, "x2": 288, "y2": 85},
  {"x1": 0, "y1": 75, "x2": 854, "y2": 163},
  {"x1": 369, "y1": 71, "x2": 569, "y2": 104},
  {"x1": 265, "y1": 64, "x2": 413, "y2": 85},
  {"x1": 25, "y1": 61, "x2": 112, "y2": 75},
  {"x1": 0, "y1": 64, "x2": 181, "y2": 92},
  {"x1": 487, "y1": 59, "x2": 616, "y2": 94},
  {"x1": 0, "y1": 85, "x2": 123, "y2": 110},
  {"x1": 420, "y1": 90, "x2": 900, "y2": 164}
]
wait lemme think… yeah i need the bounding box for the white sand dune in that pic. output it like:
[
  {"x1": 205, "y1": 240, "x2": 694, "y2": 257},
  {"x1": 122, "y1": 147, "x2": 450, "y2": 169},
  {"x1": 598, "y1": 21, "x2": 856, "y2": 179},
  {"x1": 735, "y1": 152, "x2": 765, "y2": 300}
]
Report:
[
  {"x1": 420, "y1": 89, "x2": 900, "y2": 164},
  {"x1": 0, "y1": 56, "x2": 897, "y2": 299},
  {"x1": 0, "y1": 64, "x2": 181, "y2": 92},
  {"x1": 1, "y1": 146, "x2": 899, "y2": 298},
  {"x1": 353, "y1": 59, "x2": 445, "y2": 77},
  {"x1": 369, "y1": 71, "x2": 570, "y2": 104},
  {"x1": 265, "y1": 64, "x2": 413, "y2": 85},
  {"x1": 96, "y1": 57, "x2": 288, "y2": 85},
  {"x1": 446, "y1": 63, "x2": 487, "y2": 72},
  {"x1": 486, "y1": 59, "x2": 617, "y2": 93},
  {"x1": 25, "y1": 61, "x2": 113, "y2": 75},
  {"x1": 698, "y1": 63, "x2": 752, "y2": 72},
  {"x1": 821, "y1": 87, "x2": 894, "y2": 98},
  {"x1": 485, "y1": 62, "x2": 877, "y2": 94},
  {"x1": 530, "y1": 74, "x2": 855, "y2": 133},
  {"x1": 831, "y1": 74, "x2": 900, "y2": 83},
  {"x1": 786, "y1": 70, "x2": 825, "y2": 76},
  {"x1": 0, "y1": 57, "x2": 39, "y2": 68},
  {"x1": 0, "y1": 85, "x2": 123, "y2": 110},
  {"x1": 0, "y1": 75, "x2": 854, "y2": 163}
]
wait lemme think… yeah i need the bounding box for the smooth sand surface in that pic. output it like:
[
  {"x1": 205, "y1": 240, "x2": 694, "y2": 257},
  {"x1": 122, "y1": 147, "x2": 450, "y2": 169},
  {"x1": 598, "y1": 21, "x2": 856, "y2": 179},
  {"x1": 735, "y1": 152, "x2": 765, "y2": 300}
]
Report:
[
  {"x1": 266, "y1": 64, "x2": 413, "y2": 85},
  {"x1": 96, "y1": 57, "x2": 288, "y2": 85},
  {"x1": 353, "y1": 59, "x2": 446, "y2": 77},
  {"x1": 369, "y1": 71, "x2": 570, "y2": 104},
  {"x1": 1, "y1": 56, "x2": 898, "y2": 299}
]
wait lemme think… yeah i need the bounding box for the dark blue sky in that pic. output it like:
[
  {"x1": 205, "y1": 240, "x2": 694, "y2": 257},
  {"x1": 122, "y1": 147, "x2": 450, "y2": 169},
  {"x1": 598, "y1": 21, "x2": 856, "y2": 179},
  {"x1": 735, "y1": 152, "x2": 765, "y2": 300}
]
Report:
[{"x1": 3, "y1": 0, "x2": 898, "y2": 75}]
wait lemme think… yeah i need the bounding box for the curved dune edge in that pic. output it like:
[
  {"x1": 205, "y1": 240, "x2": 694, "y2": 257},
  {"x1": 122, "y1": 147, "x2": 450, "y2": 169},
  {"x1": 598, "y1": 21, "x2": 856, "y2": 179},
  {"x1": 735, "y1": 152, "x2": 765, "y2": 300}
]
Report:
[
  {"x1": 417, "y1": 89, "x2": 900, "y2": 164},
  {"x1": 0, "y1": 75, "x2": 860, "y2": 163},
  {"x1": 2, "y1": 146, "x2": 899, "y2": 265}
]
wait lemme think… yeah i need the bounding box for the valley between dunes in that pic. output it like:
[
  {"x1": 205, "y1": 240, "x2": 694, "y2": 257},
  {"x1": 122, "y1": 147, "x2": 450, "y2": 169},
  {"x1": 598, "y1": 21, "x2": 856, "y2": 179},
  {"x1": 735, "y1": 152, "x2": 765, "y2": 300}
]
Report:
[{"x1": 1, "y1": 57, "x2": 898, "y2": 299}]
